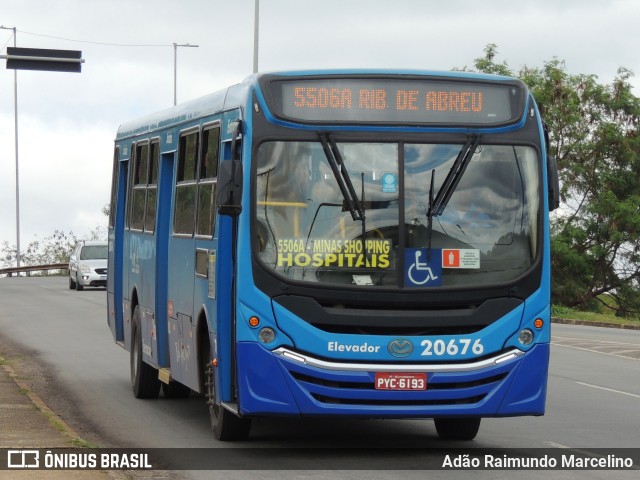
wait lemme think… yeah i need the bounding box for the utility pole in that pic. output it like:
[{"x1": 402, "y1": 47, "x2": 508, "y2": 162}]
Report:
[
  {"x1": 0, "y1": 26, "x2": 20, "y2": 268},
  {"x1": 173, "y1": 43, "x2": 198, "y2": 105}
]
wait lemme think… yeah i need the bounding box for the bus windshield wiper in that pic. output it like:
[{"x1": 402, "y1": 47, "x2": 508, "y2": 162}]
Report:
[
  {"x1": 319, "y1": 133, "x2": 365, "y2": 221},
  {"x1": 428, "y1": 135, "x2": 481, "y2": 218},
  {"x1": 426, "y1": 169, "x2": 435, "y2": 260}
]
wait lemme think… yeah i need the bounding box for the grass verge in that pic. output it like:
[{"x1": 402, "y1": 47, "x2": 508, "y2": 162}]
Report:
[{"x1": 552, "y1": 305, "x2": 640, "y2": 329}]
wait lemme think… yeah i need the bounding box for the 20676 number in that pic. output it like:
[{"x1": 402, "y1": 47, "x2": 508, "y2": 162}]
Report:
[{"x1": 420, "y1": 338, "x2": 484, "y2": 356}]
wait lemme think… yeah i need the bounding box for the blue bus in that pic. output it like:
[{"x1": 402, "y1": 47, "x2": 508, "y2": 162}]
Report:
[{"x1": 107, "y1": 70, "x2": 559, "y2": 441}]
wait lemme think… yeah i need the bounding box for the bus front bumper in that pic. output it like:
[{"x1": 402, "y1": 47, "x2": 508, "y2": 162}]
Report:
[{"x1": 236, "y1": 342, "x2": 549, "y2": 418}]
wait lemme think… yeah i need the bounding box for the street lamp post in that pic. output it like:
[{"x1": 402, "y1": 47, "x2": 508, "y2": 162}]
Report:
[
  {"x1": 253, "y1": 0, "x2": 259, "y2": 73},
  {"x1": 1, "y1": 25, "x2": 20, "y2": 268},
  {"x1": 1, "y1": 28, "x2": 83, "y2": 272},
  {"x1": 173, "y1": 43, "x2": 198, "y2": 105}
]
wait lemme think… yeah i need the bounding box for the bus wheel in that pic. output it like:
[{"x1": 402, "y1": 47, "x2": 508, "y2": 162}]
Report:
[
  {"x1": 130, "y1": 306, "x2": 160, "y2": 399},
  {"x1": 205, "y1": 361, "x2": 251, "y2": 441},
  {"x1": 434, "y1": 417, "x2": 481, "y2": 441}
]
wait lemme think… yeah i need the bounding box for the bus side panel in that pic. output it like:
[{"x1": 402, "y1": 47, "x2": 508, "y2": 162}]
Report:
[
  {"x1": 154, "y1": 151, "x2": 175, "y2": 367},
  {"x1": 167, "y1": 236, "x2": 196, "y2": 385},
  {"x1": 129, "y1": 232, "x2": 157, "y2": 366},
  {"x1": 167, "y1": 311, "x2": 198, "y2": 389},
  {"x1": 214, "y1": 214, "x2": 234, "y2": 403},
  {"x1": 193, "y1": 242, "x2": 218, "y2": 389}
]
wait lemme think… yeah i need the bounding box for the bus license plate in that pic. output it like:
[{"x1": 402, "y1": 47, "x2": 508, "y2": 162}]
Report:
[{"x1": 375, "y1": 372, "x2": 427, "y2": 391}]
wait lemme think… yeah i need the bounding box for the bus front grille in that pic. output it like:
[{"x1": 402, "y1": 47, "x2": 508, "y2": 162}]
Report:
[{"x1": 280, "y1": 357, "x2": 512, "y2": 409}]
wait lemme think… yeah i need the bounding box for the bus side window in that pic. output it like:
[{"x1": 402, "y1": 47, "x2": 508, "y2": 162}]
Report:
[
  {"x1": 174, "y1": 130, "x2": 200, "y2": 235},
  {"x1": 125, "y1": 143, "x2": 136, "y2": 229},
  {"x1": 196, "y1": 125, "x2": 220, "y2": 237},
  {"x1": 145, "y1": 140, "x2": 160, "y2": 232},
  {"x1": 217, "y1": 121, "x2": 243, "y2": 217},
  {"x1": 130, "y1": 142, "x2": 149, "y2": 231}
]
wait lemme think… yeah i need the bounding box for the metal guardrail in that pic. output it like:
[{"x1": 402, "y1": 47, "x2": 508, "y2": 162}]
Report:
[{"x1": 0, "y1": 262, "x2": 68, "y2": 276}]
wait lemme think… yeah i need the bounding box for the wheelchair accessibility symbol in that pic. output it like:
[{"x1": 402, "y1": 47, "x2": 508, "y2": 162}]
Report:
[{"x1": 405, "y1": 248, "x2": 442, "y2": 287}]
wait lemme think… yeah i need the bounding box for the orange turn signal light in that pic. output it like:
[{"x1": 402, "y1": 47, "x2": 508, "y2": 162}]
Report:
[
  {"x1": 249, "y1": 316, "x2": 260, "y2": 328},
  {"x1": 534, "y1": 318, "x2": 544, "y2": 329}
]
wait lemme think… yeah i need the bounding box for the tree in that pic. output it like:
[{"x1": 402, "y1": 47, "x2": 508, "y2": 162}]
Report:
[
  {"x1": 470, "y1": 45, "x2": 640, "y2": 317},
  {"x1": 2, "y1": 206, "x2": 108, "y2": 273},
  {"x1": 1, "y1": 230, "x2": 78, "y2": 271},
  {"x1": 41, "y1": 230, "x2": 79, "y2": 265}
]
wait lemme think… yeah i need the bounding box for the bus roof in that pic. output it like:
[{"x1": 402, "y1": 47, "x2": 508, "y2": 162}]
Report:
[
  {"x1": 115, "y1": 81, "x2": 251, "y2": 141},
  {"x1": 115, "y1": 69, "x2": 523, "y2": 141},
  {"x1": 250, "y1": 68, "x2": 516, "y2": 82}
]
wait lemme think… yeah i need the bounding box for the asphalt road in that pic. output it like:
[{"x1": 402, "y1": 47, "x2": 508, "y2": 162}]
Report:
[{"x1": 0, "y1": 276, "x2": 638, "y2": 479}]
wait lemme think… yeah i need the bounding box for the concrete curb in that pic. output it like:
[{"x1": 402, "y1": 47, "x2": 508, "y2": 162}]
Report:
[
  {"x1": 552, "y1": 317, "x2": 640, "y2": 330},
  {"x1": 0, "y1": 355, "x2": 122, "y2": 479},
  {"x1": 1, "y1": 359, "x2": 83, "y2": 444}
]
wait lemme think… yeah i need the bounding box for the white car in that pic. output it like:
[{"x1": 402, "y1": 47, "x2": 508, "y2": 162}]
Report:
[{"x1": 69, "y1": 241, "x2": 108, "y2": 291}]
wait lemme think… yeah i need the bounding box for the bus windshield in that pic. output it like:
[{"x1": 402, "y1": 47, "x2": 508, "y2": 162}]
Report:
[{"x1": 255, "y1": 140, "x2": 540, "y2": 288}]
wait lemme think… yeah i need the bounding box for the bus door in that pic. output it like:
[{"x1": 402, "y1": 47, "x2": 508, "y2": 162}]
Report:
[
  {"x1": 121, "y1": 143, "x2": 138, "y2": 351},
  {"x1": 128, "y1": 140, "x2": 161, "y2": 366},
  {"x1": 167, "y1": 122, "x2": 223, "y2": 392},
  {"x1": 108, "y1": 148, "x2": 129, "y2": 345},
  {"x1": 166, "y1": 128, "x2": 199, "y2": 390},
  {"x1": 212, "y1": 113, "x2": 242, "y2": 405}
]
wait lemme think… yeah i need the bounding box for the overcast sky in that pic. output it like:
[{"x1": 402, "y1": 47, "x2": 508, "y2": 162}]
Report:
[{"x1": 1, "y1": 0, "x2": 639, "y2": 254}]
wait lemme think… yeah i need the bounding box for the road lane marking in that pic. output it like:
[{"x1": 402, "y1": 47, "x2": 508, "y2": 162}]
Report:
[
  {"x1": 553, "y1": 335, "x2": 640, "y2": 347},
  {"x1": 552, "y1": 343, "x2": 640, "y2": 360},
  {"x1": 613, "y1": 349, "x2": 640, "y2": 355},
  {"x1": 545, "y1": 441, "x2": 571, "y2": 449},
  {"x1": 575, "y1": 381, "x2": 640, "y2": 399}
]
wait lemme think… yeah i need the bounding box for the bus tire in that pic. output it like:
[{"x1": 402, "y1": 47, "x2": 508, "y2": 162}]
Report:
[
  {"x1": 205, "y1": 361, "x2": 251, "y2": 441},
  {"x1": 434, "y1": 417, "x2": 481, "y2": 441},
  {"x1": 130, "y1": 306, "x2": 160, "y2": 399}
]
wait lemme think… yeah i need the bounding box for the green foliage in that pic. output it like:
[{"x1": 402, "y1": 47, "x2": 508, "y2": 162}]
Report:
[
  {"x1": 1, "y1": 231, "x2": 77, "y2": 271},
  {"x1": 472, "y1": 44, "x2": 512, "y2": 77},
  {"x1": 471, "y1": 45, "x2": 640, "y2": 317},
  {"x1": 552, "y1": 298, "x2": 639, "y2": 325}
]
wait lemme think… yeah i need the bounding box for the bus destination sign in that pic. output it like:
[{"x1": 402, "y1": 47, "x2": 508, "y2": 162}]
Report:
[{"x1": 265, "y1": 77, "x2": 525, "y2": 126}]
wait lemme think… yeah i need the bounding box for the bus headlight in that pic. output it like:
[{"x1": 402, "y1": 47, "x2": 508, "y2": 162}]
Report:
[
  {"x1": 518, "y1": 329, "x2": 534, "y2": 346},
  {"x1": 258, "y1": 327, "x2": 276, "y2": 344}
]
